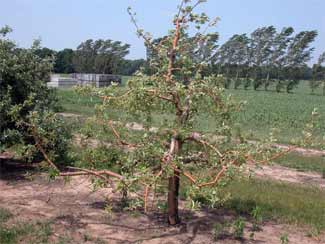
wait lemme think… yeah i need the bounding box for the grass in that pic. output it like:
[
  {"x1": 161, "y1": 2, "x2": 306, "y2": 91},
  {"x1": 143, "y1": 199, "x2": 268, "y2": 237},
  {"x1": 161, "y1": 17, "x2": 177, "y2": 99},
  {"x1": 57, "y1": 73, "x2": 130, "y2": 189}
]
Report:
[
  {"x1": 178, "y1": 175, "x2": 325, "y2": 231},
  {"x1": 121, "y1": 75, "x2": 132, "y2": 86},
  {"x1": 222, "y1": 178, "x2": 325, "y2": 231},
  {"x1": 56, "y1": 89, "x2": 101, "y2": 116},
  {"x1": 274, "y1": 152, "x2": 325, "y2": 174},
  {"x1": 0, "y1": 209, "x2": 12, "y2": 224},
  {"x1": 0, "y1": 208, "x2": 52, "y2": 244},
  {"x1": 0, "y1": 208, "x2": 105, "y2": 244},
  {"x1": 56, "y1": 87, "x2": 173, "y2": 132},
  {"x1": 229, "y1": 82, "x2": 325, "y2": 145}
]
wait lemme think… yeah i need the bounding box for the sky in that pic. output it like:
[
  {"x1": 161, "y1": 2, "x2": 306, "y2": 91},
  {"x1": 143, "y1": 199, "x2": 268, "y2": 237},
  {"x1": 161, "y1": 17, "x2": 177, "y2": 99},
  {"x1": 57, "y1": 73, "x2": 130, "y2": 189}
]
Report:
[{"x1": 1, "y1": 0, "x2": 325, "y2": 64}]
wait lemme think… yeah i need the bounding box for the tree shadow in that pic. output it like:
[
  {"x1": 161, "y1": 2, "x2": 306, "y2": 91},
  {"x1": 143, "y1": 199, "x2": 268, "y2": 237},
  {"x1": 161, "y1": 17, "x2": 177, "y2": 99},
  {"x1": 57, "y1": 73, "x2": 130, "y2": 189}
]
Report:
[
  {"x1": 86, "y1": 200, "x2": 266, "y2": 243},
  {"x1": 0, "y1": 156, "x2": 37, "y2": 182}
]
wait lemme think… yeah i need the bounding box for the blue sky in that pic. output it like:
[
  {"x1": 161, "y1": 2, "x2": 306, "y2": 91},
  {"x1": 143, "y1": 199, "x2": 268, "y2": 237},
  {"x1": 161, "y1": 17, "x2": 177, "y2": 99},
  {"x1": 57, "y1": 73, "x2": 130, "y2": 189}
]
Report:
[{"x1": 1, "y1": 0, "x2": 325, "y2": 63}]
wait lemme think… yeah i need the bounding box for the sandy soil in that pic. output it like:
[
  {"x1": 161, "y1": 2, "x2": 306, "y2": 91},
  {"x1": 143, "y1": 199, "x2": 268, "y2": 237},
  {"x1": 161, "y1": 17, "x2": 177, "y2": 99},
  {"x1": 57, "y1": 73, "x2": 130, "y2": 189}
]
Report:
[{"x1": 1, "y1": 161, "x2": 324, "y2": 244}]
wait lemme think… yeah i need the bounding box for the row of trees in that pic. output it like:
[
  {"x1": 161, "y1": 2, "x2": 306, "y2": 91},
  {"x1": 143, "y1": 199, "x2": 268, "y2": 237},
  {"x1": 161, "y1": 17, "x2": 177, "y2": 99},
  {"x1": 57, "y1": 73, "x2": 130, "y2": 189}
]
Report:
[
  {"x1": 33, "y1": 26, "x2": 325, "y2": 95},
  {"x1": 213, "y1": 27, "x2": 319, "y2": 93},
  {"x1": 146, "y1": 26, "x2": 324, "y2": 93},
  {"x1": 34, "y1": 40, "x2": 146, "y2": 76}
]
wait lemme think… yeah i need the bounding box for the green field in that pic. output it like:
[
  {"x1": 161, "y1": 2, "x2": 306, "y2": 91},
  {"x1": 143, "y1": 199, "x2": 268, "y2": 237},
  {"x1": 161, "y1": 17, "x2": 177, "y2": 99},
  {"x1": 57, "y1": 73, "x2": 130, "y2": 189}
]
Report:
[
  {"x1": 57, "y1": 79, "x2": 325, "y2": 146},
  {"x1": 223, "y1": 178, "x2": 325, "y2": 232},
  {"x1": 231, "y1": 82, "x2": 325, "y2": 145}
]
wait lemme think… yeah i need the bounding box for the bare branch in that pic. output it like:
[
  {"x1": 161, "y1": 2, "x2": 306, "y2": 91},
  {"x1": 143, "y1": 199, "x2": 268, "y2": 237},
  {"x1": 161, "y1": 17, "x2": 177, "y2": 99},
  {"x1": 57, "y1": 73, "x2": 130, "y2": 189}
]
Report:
[
  {"x1": 108, "y1": 120, "x2": 137, "y2": 148},
  {"x1": 28, "y1": 124, "x2": 60, "y2": 172},
  {"x1": 144, "y1": 185, "x2": 150, "y2": 213},
  {"x1": 99, "y1": 90, "x2": 132, "y2": 102},
  {"x1": 185, "y1": 133, "x2": 224, "y2": 158},
  {"x1": 198, "y1": 166, "x2": 227, "y2": 188},
  {"x1": 69, "y1": 166, "x2": 123, "y2": 180}
]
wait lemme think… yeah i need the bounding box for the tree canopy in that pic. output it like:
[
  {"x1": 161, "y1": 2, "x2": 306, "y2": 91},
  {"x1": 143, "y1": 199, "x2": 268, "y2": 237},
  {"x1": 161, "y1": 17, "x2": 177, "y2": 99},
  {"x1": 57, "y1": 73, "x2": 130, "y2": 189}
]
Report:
[
  {"x1": 0, "y1": 26, "x2": 69, "y2": 162},
  {"x1": 72, "y1": 39, "x2": 130, "y2": 74}
]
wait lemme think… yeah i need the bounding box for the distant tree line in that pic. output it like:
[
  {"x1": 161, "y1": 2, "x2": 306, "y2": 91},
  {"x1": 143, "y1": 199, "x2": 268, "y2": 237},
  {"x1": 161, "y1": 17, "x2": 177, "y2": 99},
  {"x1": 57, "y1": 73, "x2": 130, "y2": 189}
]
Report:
[
  {"x1": 147, "y1": 26, "x2": 324, "y2": 94},
  {"x1": 34, "y1": 39, "x2": 146, "y2": 76},
  {"x1": 35, "y1": 27, "x2": 325, "y2": 95}
]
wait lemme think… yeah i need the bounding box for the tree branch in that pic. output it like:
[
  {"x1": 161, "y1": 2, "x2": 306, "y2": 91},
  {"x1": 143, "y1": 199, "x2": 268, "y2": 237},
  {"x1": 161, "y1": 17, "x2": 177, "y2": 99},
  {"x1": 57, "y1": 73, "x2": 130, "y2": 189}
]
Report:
[{"x1": 198, "y1": 166, "x2": 227, "y2": 188}]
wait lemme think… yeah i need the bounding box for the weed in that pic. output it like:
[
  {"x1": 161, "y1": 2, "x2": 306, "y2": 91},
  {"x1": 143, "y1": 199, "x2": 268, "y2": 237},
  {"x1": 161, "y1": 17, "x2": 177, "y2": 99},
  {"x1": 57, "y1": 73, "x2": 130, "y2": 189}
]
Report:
[
  {"x1": 0, "y1": 208, "x2": 12, "y2": 223},
  {"x1": 251, "y1": 206, "x2": 263, "y2": 231},
  {"x1": 212, "y1": 223, "x2": 226, "y2": 240},
  {"x1": 104, "y1": 202, "x2": 113, "y2": 217},
  {"x1": 280, "y1": 233, "x2": 289, "y2": 244},
  {"x1": 157, "y1": 200, "x2": 167, "y2": 212},
  {"x1": 233, "y1": 217, "x2": 245, "y2": 239}
]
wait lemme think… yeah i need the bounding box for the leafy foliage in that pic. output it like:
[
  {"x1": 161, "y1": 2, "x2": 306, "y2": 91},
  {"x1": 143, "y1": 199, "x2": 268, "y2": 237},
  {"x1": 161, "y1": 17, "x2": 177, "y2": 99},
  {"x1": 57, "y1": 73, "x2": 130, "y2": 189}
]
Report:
[
  {"x1": 0, "y1": 26, "x2": 70, "y2": 164},
  {"x1": 310, "y1": 51, "x2": 325, "y2": 95},
  {"x1": 54, "y1": 48, "x2": 75, "y2": 74},
  {"x1": 72, "y1": 39, "x2": 130, "y2": 74},
  {"x1": 148, "y1": 23, "x2": 317, "y2": 93}
]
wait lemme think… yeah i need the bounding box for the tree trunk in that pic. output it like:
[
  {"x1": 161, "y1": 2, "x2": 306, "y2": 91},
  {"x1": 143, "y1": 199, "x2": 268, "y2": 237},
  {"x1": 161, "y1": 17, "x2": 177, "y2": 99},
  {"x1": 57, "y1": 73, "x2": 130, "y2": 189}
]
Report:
[
  {"x1": 168, "y1": 169, "x2": 180, "y2": 225},
  {"x1": 265, "y1": 72, "x2": 270, "y2": 91},
  {"x1": 244, "y1": 73, "x2": 249, "y2": 90},
  {"x1": 167, "y1": 138, "x2": 181, "y2": 225},
  {"x1": 323, "y1": 81, "x2": 325, "y2": 96},
  {"x1": 234, "y1": 70, "x2": 239, "y2": 89}
]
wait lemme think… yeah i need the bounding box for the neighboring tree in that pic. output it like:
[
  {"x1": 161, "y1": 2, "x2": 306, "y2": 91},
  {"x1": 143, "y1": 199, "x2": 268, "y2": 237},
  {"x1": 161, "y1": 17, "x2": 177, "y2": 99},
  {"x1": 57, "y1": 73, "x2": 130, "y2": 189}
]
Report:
[
  {"x1": 118, "y1": 59, "x2": 146, "y2": 76},
  {"x1": 54, "y1": 48, "x2": 75, "y2": 73},
  {"x1": 249, "y1": 26, "x2": 276, "y2": 90},
  {"x1": 215, "y1": 35, "x2": 238, "y2": 88},
  {"x1": 311, "y1": 52, "x2": 325, "y2": 95},
  {"x1": 269, "y1": 27, "x2": 294, "y2": 92},
  {"x1": 189, "y1": 32, "x2": 219, "y2": 65},
  {"x1": 319, "y1": 52, "x2": 325, "y2": 95},
  {"x1": 0, "y1": 26, "x2": 70, "y2": 163},
  {"x1": 210, "y1": 26, "x2": 316, "y2": 93},
  {"x1": 147, "y1": 32, "x2": 219, "y2": 78},
  {"x1": 34, "y1": 47, "x2": 56, "y2": 59},
  {"x1": 73, "y1": 39, "x2": 130, "y2": 74},
  {"x1": 284, "y1": 30, "x2": 318, "y2": 93},
  {"x1": 231, "y1": 34, "x2": 250, "y2": 89},
  {"x1": 319, "y1": 52, "x2": 325, "y2": 66},
  {"x1": 145, "y1": 37, "x2": 165, "y2": 75}
]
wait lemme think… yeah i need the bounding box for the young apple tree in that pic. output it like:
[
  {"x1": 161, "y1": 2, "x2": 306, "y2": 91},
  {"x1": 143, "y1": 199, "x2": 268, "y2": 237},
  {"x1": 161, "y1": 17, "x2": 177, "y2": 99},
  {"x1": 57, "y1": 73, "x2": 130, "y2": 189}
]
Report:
[{"x1": 37, "y1": 0, "x2": 292, "y2": 225}]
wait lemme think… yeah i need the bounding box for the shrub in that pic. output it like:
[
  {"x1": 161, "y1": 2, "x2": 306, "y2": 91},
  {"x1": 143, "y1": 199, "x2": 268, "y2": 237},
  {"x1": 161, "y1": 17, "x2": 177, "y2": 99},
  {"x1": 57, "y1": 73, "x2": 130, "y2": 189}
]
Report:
[{"x1": 0, "y1": 26, "x2": 70, "y2": 165}]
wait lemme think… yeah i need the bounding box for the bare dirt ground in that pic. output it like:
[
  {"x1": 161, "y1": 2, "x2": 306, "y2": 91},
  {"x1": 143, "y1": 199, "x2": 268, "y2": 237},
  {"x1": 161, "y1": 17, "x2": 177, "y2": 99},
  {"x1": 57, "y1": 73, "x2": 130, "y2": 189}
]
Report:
[{"x1": 0, "y1": 160, "x2": 324, "y2": 244}]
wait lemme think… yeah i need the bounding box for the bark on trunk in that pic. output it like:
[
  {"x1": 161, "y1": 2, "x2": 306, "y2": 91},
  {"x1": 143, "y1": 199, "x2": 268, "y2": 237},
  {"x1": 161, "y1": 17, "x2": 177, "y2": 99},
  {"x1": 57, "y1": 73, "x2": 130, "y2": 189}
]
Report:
[
  {"x1": 265, "y1": 72, "x2": 270, "y2": 91},
  {"x1": 168, "y1": 169, "x2": 180, "y2": 225},
  {"x1": 167, "y1": 138, "x2": 181, "y2": 225},
  {"x1": 234, "y1": 70, "x2": 239, "y2": 89}
]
